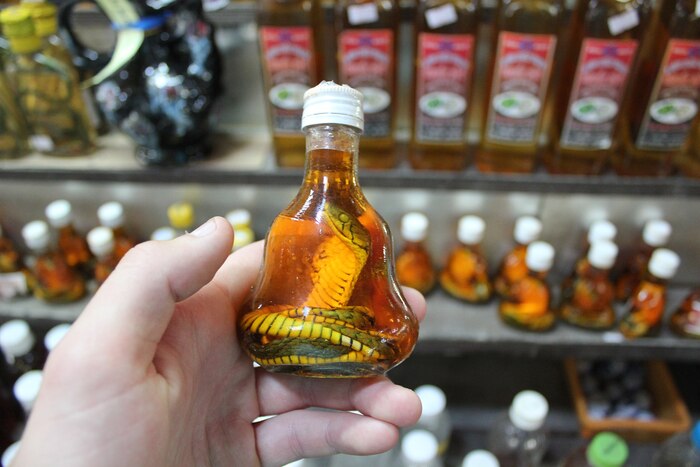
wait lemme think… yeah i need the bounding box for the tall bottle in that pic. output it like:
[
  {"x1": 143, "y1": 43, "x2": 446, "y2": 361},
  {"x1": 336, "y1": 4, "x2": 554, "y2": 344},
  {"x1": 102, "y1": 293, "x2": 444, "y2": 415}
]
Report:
[
  {"x1": 238, "y1": 82, "x2": 418, "y2": 377},
  {"x1": 494, "y1": 216, "x2": 543, "y2": 298},
  {"x1": 651, "y1": 420, "x2": 700, "y2": 466},
  {"x1": 87, "y1": 226, "x2": 119, "y2": 287},
  {"x1": 396, "y1": 212, "x2": 436, "y2": 295},
  {"x1": 562, "y1": 431, "x2": 629, "y2": 467},
  {"x1": 398, "y1": 430, "x2": 443, "y2": 467},
  {"x1": 258, "y1": 0, "x2": 323, "y2": 168},
  {"x1": 97, "y1": 202, "x2": 137, "y2": 261},
  {"x1": 45, "y1": 200, "x2": 92, "y2": 275},
  {"x1": 476, "y1": 0, "x2": 564, "y2": 173},
  {"x1": 414, "y1": 384, "x2": 452, "y2": 456},
  {"x1": 410, "y1": 0, "x2": 478, "y2": 171},
  {"x1": 670, "y1": 288, "x2": 700, "y2": 338},
  {"x1": 336, "y1": 0, "x2": 399, "y2": 169},
  {"x1": 614, "y1": 0, "x2": 700, "y2": 176},
  {"x1": 546, "y1": 0, "x2": 652, "y2": 175},
  {"x1": 0, "y1": 72, "x2": 29, "y2": 159}
]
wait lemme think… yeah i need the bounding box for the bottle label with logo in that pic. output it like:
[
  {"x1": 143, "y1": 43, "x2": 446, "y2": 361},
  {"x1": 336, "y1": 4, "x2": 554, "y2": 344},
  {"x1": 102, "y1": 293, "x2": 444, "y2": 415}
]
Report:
[
  {"x1": 415, "y1": 33, "x2": 474, "y2": 143},
  {"x1": 485, "y1": 32, "x2": 556, "y2": 144},
  {"x1": 636, "y1": 39, "x2": 700, "y2": 150},
  {"x1": 339, "y1": 29, "x2": 394, "y2": 138},
  {"x1": 260, "y1": 26, "x2": 316, "y2": 134},
  {"x1": 560, "y1": 38, "x2": 638, "y2": 149}
]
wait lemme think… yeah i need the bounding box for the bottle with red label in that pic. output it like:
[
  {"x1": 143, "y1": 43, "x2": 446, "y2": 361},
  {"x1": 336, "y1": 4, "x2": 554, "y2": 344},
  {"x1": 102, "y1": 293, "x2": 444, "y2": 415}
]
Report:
[
  {"x1": 259, "y1": 0, "x2": 323, "y2": 168},
  {"x1": 476, "y1": 0, "x2": 564, "y2": 173},
  {"x1": 410, "y1": 0, "x2": 478, "y2": 171},
  {"x1": 614, "y1": 0, "x2": 700, "y2": 176},
  {"x1": 546, "y1": 0, "x2": 652, "y2": 175},
  {"x1": 336, "y1": 0, "x2": 399, "y2": 169}
]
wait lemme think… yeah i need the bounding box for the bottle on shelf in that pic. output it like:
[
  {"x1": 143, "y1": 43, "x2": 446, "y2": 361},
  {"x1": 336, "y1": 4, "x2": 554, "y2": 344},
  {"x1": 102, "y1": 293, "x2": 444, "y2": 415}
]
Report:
[
  {"x1": 546, "y1": 0, "x2": 652, "y2": 175},
  {"x1": 396, "y1": 212, "x2": 436, "y2": 295},
  {"x1": 439, "y1": 215, "x2": 492, "y2": 303},
  {"x1": 619, "y1": 247, "x2": 680, "y2": 338},
  {"x1": 559, "y1": 240, "x2": 619, "y2": 330},
  {"x1": 44, "y1": 200, "x2": 92, "y2": 275},
  {"x1": 499, "y1": 241, "x2": 556, "y2": 332},
  {"x1": 0, "y1": 224, "x2": 29, "y2": 300},
  {"x1": 487, "y1": 390, "x2": 549, "y2": 467},
  {"x1": 670, "y1": 288, "x2": 700, "y2": 339},
  {"x1": 226, "y1": 209, "x2": 256, "y2": 252},
  {"x1": 335, "y1": 0, "x2": 399, "y2": 169},
  {"x1": 494, "y1": 216, "x2": 543, "y2": 298},
  {"x1": 475, "y1": 0, "x2": 564, "y2": 173},
  {"x1": 238, "y1": 81, "x2": 418, "y2": 377},
  {"x1": 615, "y1": 219, "x2": 672, "y2": 302},
  {"x1": 0, "y1": 224, "x2": 22, "y2": 274},
  {"x1": 614, "y1": 0, "x2": 700, "y2": 176},
  {"x1": 21, "y1": 219, "x2": 85, "y2": 302},
  {"x1": 561, "y1": 219, "x2": 617, "y2": 297},
  {"x1": 561, "y1": 431, "x2": 629, "y2": 467},
  {"x1": 97, "y1": 201, "x2": 137, "y2": 261},
  {"x1": 398, "y1": 429, "x2": 443, "y2": 467},
  {"x1": 679, "y1": 121, "x2": 700, "y2": 177},
  {"x1": 0, "y1": 71, "x2": 29, "y2": 159},
  {"x1": 461, "y1": 450, "x2": 499, "y2": 467},
  {"x1": 409, "y1": 0, "x2": 478, "y2": 171},
  {"x1": 0, "y1": 319, "x2": 45, "y2": 382},
  {"x1": 43, "y1": 323, "x2": 71, "y2": 354},
  {"x1": 167, "y1": 202, "x2": 195, "y2": 235},
  {"x1": 12, "y1": 369, "x2": 41, "y2": 414},
  {"x1": 414, "y1": 384, "x2": 452, "y2": 456},
  {"x1": 87, "y1": 226, "x2": 119, "y2": 287},
  {"x1": 651, "y1": 420, "x2": 700, "y2": 466}
]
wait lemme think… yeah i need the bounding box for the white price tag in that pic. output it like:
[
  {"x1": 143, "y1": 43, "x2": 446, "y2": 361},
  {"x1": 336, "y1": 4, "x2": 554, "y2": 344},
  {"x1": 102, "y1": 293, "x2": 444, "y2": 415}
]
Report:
[
  {"x1": 29, "y1": 135, "x2": 55, "y2": 153},
  {"x1": 347, "y1": 3, "x2": 379, "y2": 25},
  {"x1": 202, "y1": 0, "x2": 229, "y2": 12},
  {"x1": 608, "y1": 8, "x2": 639, "y2": 36},
  {"x1": 0, "y1": 272, "x2": 28, "y2": 299},
  {"x1": 425, "y1": 4, "x2": 458, "y2": 29}
]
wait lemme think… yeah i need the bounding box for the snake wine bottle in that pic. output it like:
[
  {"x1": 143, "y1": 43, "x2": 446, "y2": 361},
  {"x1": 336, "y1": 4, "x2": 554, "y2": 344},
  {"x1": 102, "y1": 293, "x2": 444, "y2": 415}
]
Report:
[{"x1": 238, "y1": 81, "x2": 418, "y2": 378}]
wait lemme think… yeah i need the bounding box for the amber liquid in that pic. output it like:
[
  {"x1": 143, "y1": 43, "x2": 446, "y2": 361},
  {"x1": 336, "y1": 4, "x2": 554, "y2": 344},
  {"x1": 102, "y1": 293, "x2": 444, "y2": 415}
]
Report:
[
  {"x1": 619, "y1": 275, "x2": 666, "y2": 338},
  {"x1": 94, "y1": 254, "x2": 119, "y2": 286},
  {"x1": 57, "y1": 225, "x2": 92, "y2": 274},
  {"x1": 678, "y1": 120, "x2": 700, "y2": 177},
  {"x1": 112, "y1": 226, "x2": 137, "y2": 261},
  {"x1": 669, "y1": 289, "x2": 700, "y2": 338},
  {"x1": 31, "y1": 250, "x2": 85, "y2": 303},
  {"x1": 396, "y1": 240, "x2": 436, "y2": 294},
  {"x1": 614, "y1": 242, "x2": 653, "y2": 302},
  {"x1": 499, "y1": 269, "x2": 555, "y2": 331},
  {"x1": 559, "y1": 261, "x2": 616, "y2": 329},
  {"x1": 0, "y1": 236, "x2": 21, "y2": 273},
  {"x1": 440, "y1": 243, "x2": 492, "y2": 303},
  {"x1": 494, "y1": 243, "x2": 528, "y2": 298}
]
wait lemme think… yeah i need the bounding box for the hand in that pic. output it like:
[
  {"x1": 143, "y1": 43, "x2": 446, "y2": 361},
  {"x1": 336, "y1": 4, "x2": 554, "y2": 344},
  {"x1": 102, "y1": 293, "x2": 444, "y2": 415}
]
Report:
[{"x1": 13, "y1": 217, "x2": 426, "y2": 467}]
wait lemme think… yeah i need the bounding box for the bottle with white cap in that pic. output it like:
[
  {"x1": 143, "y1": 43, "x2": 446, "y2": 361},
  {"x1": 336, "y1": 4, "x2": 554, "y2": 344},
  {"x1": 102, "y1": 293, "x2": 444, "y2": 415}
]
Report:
[
  {"x1": 226, "y1": 209, "x2": 255, "y2": 252},
  {"x1": 615, "y1": 219, "x2": 672, "y2": 302},
  {"x1": 487, "y1": 390, "x2": 549, "y2": 467},
  {"x1": 396, "y1": 212, "x2": 436, "y2": 294},
  {"x1": 414, "y1": 384, "x2": 452, "y2": 456},
  {"x1": 499, "y1": 241, "x2": 556, "y2": 331},
  {"x1": 0, "y1": 224, "x2": 29, "y2": 300},
  {"x1": 559, "y1": 240, "x2": 619, "y2": 330},
  {"x1": 13, "y1": 369, "x2": 42, "y2": 414},
  {"x1": 619, "y1": 248, "x2": 680, "y2": 338},
  {"x1": 494, "y1": 216, "x2": 543, "y2": 298},
  {"x1": 398, "y1": 429, "x2": 443, "y2": 467},
  {"x1": 670, "y1": 288, "x2": 700, "y2": 339},
  {"x1": 461, "y1": 450, "x2": 499, "y2": 467},
  {"x1": 238, "y1": 81, "x2": 418, "y2": 377},
  {"x1": 566, "y1": 220, "x2": 617, "y2": 287},
  {"x1": 0, "y1": 319, "x2": 45, "y2": 382},
  {"x1": 97, "y1": 201, "x2": 137, "y2": 260},
  {"x1": 44, "y1": 323, "x2": 71, "y2": 354},
  {"x1": 167, "y1": 202, "x2": 195, "y2": 235},
  {"x1": 44, "y1": 199, "x2": 92, "y2": 274},
  {"x1": 440, "y1": 215, "x2": 492, "y2": 303},
  {"x1": 87, "y1": 226, "x2": 119, "y2": 286}
]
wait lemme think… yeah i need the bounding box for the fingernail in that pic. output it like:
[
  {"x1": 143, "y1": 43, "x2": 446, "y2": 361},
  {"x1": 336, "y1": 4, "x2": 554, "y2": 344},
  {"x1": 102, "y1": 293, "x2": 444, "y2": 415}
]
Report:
[{"x1": 190, "y1": 218, "x2": 217, "y2": 238}]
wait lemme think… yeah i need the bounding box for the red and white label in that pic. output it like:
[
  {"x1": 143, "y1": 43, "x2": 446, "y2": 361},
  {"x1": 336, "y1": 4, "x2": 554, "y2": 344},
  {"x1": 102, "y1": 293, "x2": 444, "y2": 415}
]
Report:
[
  {"x1": 339, "y1": 29, "x2": 394, "y2": 138},
  {"x1": 485, "y1": 32, "x2": 557, "y2": 144},
  {"x1": 560, "y1": 38, "x2": 638, "y2": 149},
  {"x1": 414, "y1": 33, "x2": 474, "y2": 142},
  {"x1": 260, "y1": 26, "x2": 316, "y2": 134},
  {"x1": 636, "y1": 39, "x2": 700, "y2": 150}
]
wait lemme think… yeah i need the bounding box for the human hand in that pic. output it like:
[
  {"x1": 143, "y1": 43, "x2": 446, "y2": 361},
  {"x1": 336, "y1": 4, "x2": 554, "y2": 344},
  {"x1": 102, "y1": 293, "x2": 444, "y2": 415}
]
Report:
[{"x1": 12, "y1": 217, "x2": 426, "y2": 467}]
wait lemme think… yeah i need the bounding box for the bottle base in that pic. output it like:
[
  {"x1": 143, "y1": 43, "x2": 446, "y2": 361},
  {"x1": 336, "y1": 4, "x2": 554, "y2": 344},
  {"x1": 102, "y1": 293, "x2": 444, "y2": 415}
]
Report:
[{"x1": 261, "y1": 363, "x2": 388, "y2": 378}]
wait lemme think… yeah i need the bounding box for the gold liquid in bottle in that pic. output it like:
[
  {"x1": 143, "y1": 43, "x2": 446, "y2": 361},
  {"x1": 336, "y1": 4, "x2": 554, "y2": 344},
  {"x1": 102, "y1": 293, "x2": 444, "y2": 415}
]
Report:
[
  {"x1": 238, "y1": 82, "x2": 418, "y2": 377},
  {"x1": 669, "y1": 288, "x2": 700, "y2": 339},
  {"x1": 396, "y1": 212, "x2": 436, "y2": 295},
  {"x1": 87, "y1": 227, "x2": 119, "y2": 286},
  {"x1": 45, "y1": 200, "x2": 92, "y2": 275},
  {"x1": 97, "y1": 201, "x2": 137, "y2": 261},
  {"x1": 494, "y1": 216, "x2": 542, "y2": 298}
]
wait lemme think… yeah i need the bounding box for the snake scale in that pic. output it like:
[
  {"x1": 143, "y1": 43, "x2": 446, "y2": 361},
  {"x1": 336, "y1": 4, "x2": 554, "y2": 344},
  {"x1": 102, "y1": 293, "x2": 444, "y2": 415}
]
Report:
[{"x1": 241, "y1": 204, "x2": 398, "y2": 367}]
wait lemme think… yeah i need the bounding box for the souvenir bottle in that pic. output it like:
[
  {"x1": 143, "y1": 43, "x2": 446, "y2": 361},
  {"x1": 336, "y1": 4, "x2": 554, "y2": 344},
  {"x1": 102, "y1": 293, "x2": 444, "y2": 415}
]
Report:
[
  {"x1": 97, "y1": 201, "x2": 137, "y2": 261},
  {"x1": 669, "y1": 288, "x2": 700, "y2": 339},
  {"x1": 226, "y1": 209, "x2": 255, "y2": 251},
  {"x1": 414, "y1": 384, "x2": 452, "y2": 456},
  {"x1": 494, "y1": 216, "x2": 543, "y2": 298},
  {"x1": 45, "y1": 200, "x2": 92, "y2": 274},
  {"x1": 87, "y1": 226, "x2": 119, "y2": 286},
  {"x1": 396, "y1": 212, "x2": 436, "y2": 295},
  {"x1": 563, "y1": 219, "x2": 617, "y2": 293}
]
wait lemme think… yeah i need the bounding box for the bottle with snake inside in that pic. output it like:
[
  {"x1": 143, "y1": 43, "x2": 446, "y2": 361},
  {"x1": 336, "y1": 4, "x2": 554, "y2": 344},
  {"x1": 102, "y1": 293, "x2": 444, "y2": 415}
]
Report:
[{"x1": 238, "y1": 81, "x2": 418, "y2": 378}]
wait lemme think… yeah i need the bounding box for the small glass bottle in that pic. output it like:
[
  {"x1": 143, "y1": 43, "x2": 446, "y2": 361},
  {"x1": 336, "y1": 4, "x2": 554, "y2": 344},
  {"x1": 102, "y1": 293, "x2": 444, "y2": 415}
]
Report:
[
  {"x1": 226, "y1": 209, "x2": 256, "y2": 252},
  {"x1": 167, "y1": 202, "x2": 195, "y2": 235},
  {"x1": 650, "y1": 420, "x2": 700, "y2": 467},
  {"x1": 396, "y1": 212, "x2": 436, "y2": 295},
  {"x1": 440, "y1": 215, "x2": 492, "y2": 303},
  {"x1": 487, "y1": 390, "x2": 549, "y2": 467},
  {"x1": 562, "y1": 431, "x2": 629, "y2": 467},
  {"x1": 615, "y1": 219, "x2": 672, "y2": 302},
  {"x1": 0, "y1": 320, "x2": 45, "y2": 382},
  {"x1": 563, "y1": 220, "x2": 618, "y2": 296},
  {"x1": 619, "y1": 248, "x2": 680, "y2": 338},
  {"x1": 45, "y1": 200, "x2": 92, "y2": 275},
  {"x1": 670, "y1": 288, "x2": 700, "y2": 339},
  {"x1": 559, "y1": 240, "x2": 619, "y2": 330},
  {"x1": 398, "y1": 430, "x2": 443, "y2": 467},
  {"x1": 87, "y1": 226, "x2": 119, "y2": 287},
  {"x1": 43, "y1": 323, "x2": 70, "y2": 354},
  {"x1": 238, "y1": 81, "x2": 418, "y2": 378},
  {"x1": 97, "y1": 202, "x2": 137, "y2": 261},
  {"x1": 499, "y1": 241, "x2": 556, "y2": 332},
  {"x1": 12, "y1": 369, "x2": 42, "y2": 414},
  {"x1": 461, "y1": 450, "x2": 499, "y2": 467},
  {"x1": 415, "y1": 384, "x2": 452, "y2": 456},
  {"x1": 494, "y1": 216, "x2": 543, "y2": 298},
  {"x1": 0, "y1": 224, "x2": 29, "y2": 299}
]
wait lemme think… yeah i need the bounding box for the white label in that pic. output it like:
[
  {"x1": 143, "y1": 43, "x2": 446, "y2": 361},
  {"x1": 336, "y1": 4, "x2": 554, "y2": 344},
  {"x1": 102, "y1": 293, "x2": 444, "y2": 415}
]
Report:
[
  {"x1": 425, "y1": 4, "x2": 458, "y2": 29},
  {"x1": 29, "y1": 135, "x2": 55, "y2": 152},
  {"x1": 347, "y1": 3, "x2": 379, "y2": 25},
  {"x1": 0, "y1": 272, "x2": 28, "y2": 299},
  {"x1": 608, "y1": 9, "x2": 639, "y2": 36},
  {"x1": 202, "y1": 0, "x2": 229, "y2": 12}
]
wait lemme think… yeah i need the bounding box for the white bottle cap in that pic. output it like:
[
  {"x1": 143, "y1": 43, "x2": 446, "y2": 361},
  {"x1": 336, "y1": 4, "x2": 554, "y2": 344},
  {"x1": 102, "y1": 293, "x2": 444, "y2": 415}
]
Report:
[
  {"x1": 97, "y1": 201, "x2": 125, "y2": 229},
  {"x1": 0, "y1": 319, "x2": 35, "y2": 359},
  {"x1": 151, "y1": 227, "x2": 178, "y2": 241},
  {"x1": 525, "y1": 241, "x2": 555, "y2": 273},
  {"x1": 87, "y1": 226, "x2": 115, "y2": 258},
  {"x1": 587, "y1": 220, "x2": 617, "y2": 244},
  {"x1": 513, "y1": 216, "x2": 542, "y2": 245},
  {"x1": 509, "y1": 390, "x2": 549, "y2": 431},
  {"x1": 462, "y1": 450, "x2": 500, "y2": 467},
  {"x1": 648, "y1": 248, "x2": 680, "y2": 280},
  {"x1": 226, "y1": 209, "x2": 252, "y2": 227},
  {"x1": 401, "y1": 430, "x2": 439, "y2": 464},
  {"x1": 642, "y1": 219, "x2": 671, "y2": 247},
  {"x1": 401, "y1": 212, "x2": 429, "y2": 242},
  {"x1": 2, "y1": 441, "x2": 20, "y2": 467},
  {"x1": 301, "y1": 81, "x2": 364, "y2": 132},
  {"x1": 21, "y1": 220, "x2": 50, "y2": 251},
  {"x1": 457, "y1": 215, "x2": 485, "y2": 245},
  {"x1": 44, "y1": 323, "x2": 71, "y2": 352},
  {"x1": 415, "y1": 384, "x2": 447, "y2": 419},
  {"x1": 13, "y1": 370, "x2": 42, "y2": 413},
  {"x1": 587, "y1": 240, "x2": 619, "y2": 270},
  {"x1": 45, "y1": 199, "x2": 73, "y2": 228}
]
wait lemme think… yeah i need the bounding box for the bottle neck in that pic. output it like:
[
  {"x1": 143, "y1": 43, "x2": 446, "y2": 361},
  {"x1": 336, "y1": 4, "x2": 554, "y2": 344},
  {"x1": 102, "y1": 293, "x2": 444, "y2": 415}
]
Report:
[{"x1": 303, "y1": 124, "x2": 360, "y2": 191}]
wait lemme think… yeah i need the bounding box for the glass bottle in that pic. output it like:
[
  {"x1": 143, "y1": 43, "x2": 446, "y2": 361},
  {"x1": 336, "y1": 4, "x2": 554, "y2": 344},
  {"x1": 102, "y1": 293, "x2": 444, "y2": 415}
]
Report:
[
  {"x1": 45, "y1": 199, "x2": 92, "y2": 275},
  {"x1": 12, "y1": 369, "x2": 42, "y2": 415},
  {"x1": 475, "y1": 0, "x2": 564, "y2": 173},
  {"x1": 97, "y1": 202, "x2": 137, "y2": 261},
  {"x1": 614, "y1": 0, "x2": 700, "y2": 176},
  {"x1": 0, "y1": 320, "x2": 45, "y2": 383},
  {"x1": 410, "y1": 0, "x2": 478, "y2": 171},
  {"x1": 336, "y1": 0, "x2": 399, "y2": 169},
  {"x1": 487, "y1": 390, "x2": 549, "y2": 467},
  {"x1": 619, "y1": 248, "x2": 680, "y2": 338},
  {"x1": 0, "y1": 7, "x2": 96, "y2": 156},
  {"x1": 499, "y1": 241, "x2": 556, "y2": 332},
  {"x1": 226, "y1": 209, "x2": 256, "y2": 251},
  {"x1": 562, "y1": 431, "x2": 629, "y2": 467},
  {"x1": 0, "y1": 224, "x2": 29, "y2": 299},
  {"x1": 258, "y1": 0, "x2": 323, "y2": 168},
  {"x1": 0, "y1": 224, "x2": 21, "y2": 274},
  {"x1": 651, "y1": 421, "x2": 700, "y2": 466},
  {"x1": 546, "y1": 0, "x2": 652, "y2": 175},
  {"x1": 440, "y1": 215, "x2": 492, "y2": 303},
  {"x1": 0, "y1": 71, "x2": 29, "y2": 159},
  {"x1": 679, "y1": 122, "x2": 700, "y2": 177},
  {"x1": 398, "y1": 430, "x2": 443, "y2": 467},
  {"x1": 167, "y1": 202, "x2": 195, "y2": 235},
  {"x1": 615, "y1": 219, "x2": 672, "y2": 301},
  {"x1": 87, "y1": 226, "x2": 119, "y2": 287},
  {"x1": 669, "y1": 288, "x2": 700, "y2": 339},
  {"x1": 43, "y1": 323, "x2": 70, "y2": 354},
  {"x1": 562, "y1": 219, "x2": 617, "y2": 298},
  {"x1": 461, "y1": 450, "x2": 500, "y2": 467},
  {"x1": 21, "y1": 220, "x2": 85, "y2": 302},
  {"x1": 396, "y1": 212, "x2": 436, "y2": 295},
  {"x1": 415, "y1": 384, "x2": 452, "y2": 456},
  {"x1": 238, "y1": 81, "x2": 418, "y2": 377},
  {"x1": 494, "y1": 216, "x2": 543, "y2": 298}
]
